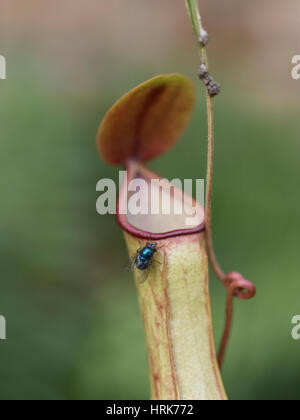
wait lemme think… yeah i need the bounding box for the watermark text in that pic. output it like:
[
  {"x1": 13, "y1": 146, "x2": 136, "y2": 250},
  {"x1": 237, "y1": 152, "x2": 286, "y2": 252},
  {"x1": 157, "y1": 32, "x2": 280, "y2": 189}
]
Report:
[
  {"x1": 291, "y1": 315, "x2": 300, "y2": 340},
  {"x1": 96, "y1": 171, "x2": 204, "y2": 226},
  {"x1": 0, "y1": 55, "x2": 6, "y2": 80},
  {"x1": 291, "y1": 55, "x2": 300, "y2": 80},
  {"x1": 0, "y1": 315, "x2": 6, "y2": 340}
]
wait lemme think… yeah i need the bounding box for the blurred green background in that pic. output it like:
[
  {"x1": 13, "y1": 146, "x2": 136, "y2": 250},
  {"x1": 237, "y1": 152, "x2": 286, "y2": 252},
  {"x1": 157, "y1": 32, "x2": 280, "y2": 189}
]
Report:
[{"x1": 1, "y1": 0, "x2": 300, "y2": 400}]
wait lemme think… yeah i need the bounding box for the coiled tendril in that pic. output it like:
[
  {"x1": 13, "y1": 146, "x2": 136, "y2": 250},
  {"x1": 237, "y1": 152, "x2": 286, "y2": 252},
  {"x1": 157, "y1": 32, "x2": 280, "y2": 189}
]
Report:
[{"x1": 217, "y1": 272, "x2": 256, "y2": 369}]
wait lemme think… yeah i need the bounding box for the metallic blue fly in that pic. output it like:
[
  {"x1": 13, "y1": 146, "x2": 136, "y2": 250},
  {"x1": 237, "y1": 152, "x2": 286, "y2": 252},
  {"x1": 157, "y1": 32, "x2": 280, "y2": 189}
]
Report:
[
  {"x1": 132, "y1": 243, "x2": 161, "y2": 283},
  {"x1": 135, "y1": 243, "x2": 157, "y2": 270}
]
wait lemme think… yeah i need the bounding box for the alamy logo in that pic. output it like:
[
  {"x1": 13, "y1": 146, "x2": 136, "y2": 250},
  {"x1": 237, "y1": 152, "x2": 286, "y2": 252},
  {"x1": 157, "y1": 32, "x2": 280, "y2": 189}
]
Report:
[
  {"x1": 0, "y1": 315, "x2": 6, "y2": 340},
  {"x1": 291, "y1": 56, "x2": 300, "y2": 80},
  {"x1": 291, "y1": 315, "x2": 300, "y2": 340},
  {"x1": 0, "y1": 55, "x2": 6, "y2": 80},
  {"x1": 96, "y1": 171, "x2": 205, "y2": 226}
]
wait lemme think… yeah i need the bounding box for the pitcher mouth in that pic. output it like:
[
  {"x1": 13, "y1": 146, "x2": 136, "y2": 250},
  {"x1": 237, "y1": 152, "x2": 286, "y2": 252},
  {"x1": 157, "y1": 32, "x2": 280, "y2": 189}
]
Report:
[{"x1": 117, "y1": 160, "x2": 206, "y2": 240}]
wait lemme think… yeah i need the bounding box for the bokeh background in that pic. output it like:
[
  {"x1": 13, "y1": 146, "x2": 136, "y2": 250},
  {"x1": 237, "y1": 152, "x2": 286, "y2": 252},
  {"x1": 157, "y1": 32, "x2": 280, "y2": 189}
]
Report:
[{"x1": 1, "y1": 0, "x2": 300, "y2": 400}]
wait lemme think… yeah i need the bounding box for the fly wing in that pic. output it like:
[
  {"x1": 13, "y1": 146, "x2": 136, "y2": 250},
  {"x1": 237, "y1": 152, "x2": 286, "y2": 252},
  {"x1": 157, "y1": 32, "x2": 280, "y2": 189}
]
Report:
[
  {"x1": 135, "y1": 266, "x2": 152, "y2": 284},
  {"x1": 124, "y1": 254, "x2": 138, "y2": 272}
]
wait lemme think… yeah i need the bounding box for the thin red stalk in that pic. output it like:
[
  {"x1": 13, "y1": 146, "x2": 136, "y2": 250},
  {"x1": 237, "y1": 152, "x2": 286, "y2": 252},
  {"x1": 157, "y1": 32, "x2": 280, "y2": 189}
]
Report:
[
  {"x1": 185, "y1": 0, "x2": 256, "y2": 370},
  {"x1": 205, "y1": 95, "x2": 225, "y2": 283},
  {"x1": 206, "y1": 94, "x2": 257, "y2": 369}
]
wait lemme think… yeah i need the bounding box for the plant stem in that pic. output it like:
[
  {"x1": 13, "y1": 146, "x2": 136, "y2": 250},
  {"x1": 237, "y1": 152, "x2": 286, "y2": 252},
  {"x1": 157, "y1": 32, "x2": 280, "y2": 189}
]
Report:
[
  {"x1": 185, "y1": 0, "x2": 256, "y2": 370},
  {"x1": 186, "y1": 0, "x2": 225, "y2": 282},
  {"x1": 205, "y1": 96, "x2": 225, "y2": 281},
  {"x1": 185, "y1": 0, "x2": 223, "y2": 281}
]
